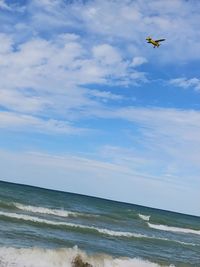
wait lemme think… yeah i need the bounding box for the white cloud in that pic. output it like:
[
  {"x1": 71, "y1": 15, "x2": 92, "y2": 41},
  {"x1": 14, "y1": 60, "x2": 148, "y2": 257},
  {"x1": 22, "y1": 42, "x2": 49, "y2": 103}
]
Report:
[
  {"x1": 131, "y1": 57, "x2": 147, "y2": 67},
  {"x1": 87, "y1": 89, "x2": 124, "y2": 102},
  {"x1": 0, "y1": 1, "x2": 199, "y2": 176},
  {"x1": 0, "y1": 34, "x2": 13, "y2": 53},
  {"x1": 170, "y1": 77, "x2": 200, "y2": 91},
  {"x1": 2, "y1": 0, "x2": 200, "y2": 62},
  {"x1": 3, "y1": 102, "x2": 200, "y2": 183},
  {"x1": 119, "y1": 108, "x2": 200, "y2": 174},
  {"x1": 0, "y1": 111, "x2": 88, "y2": 135},
  {"x1": 93, "y1": 44, "x2": 122, "y2": 65},
  {"x1": 0, "y1": 0, "x2": 25, "y2": 12},
  {"x1": 0, "y1": 34, "x2": 145, "y2": 119},
  {"x1": 0, "y1": 89, "x2": 50, "y2": 113},
  {"x1": 46, "y1": 0, "x2": 200, "y2": 62},
  {"x1": 0, "y1": 0, "x2": 11, "y2": 10},
  {"x1": 84, "y1": 106, "x2": 200, "y2": 182}
]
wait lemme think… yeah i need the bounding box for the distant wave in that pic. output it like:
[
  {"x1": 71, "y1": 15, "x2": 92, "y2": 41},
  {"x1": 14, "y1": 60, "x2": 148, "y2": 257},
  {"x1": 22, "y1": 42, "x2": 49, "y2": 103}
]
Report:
[
  {"x1": 14, "y1": 202, "x2": 95, "y2": 218},
  {"x1": 0, "y1": 246, "x2": 174, "y2": 267},
  {"x1": 138, "y1": 214, "x2": 151, "y2": 222},
  {"x1": 0, "y1": 200, "x2": 99, "y2": 219},
  {"x1": 148, "y1": 223, "x2": 200, "y2": 236},
  {"x1": 0, "y1": 199, "x2": 99, "y2": 219},
  {"x1": 0, "y1": 211, "x2": 196, "y2": 246}
]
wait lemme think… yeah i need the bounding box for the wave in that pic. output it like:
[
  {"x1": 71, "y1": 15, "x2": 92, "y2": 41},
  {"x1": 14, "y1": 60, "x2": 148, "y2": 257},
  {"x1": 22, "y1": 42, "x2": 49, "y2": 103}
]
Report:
[
  {"x1": 0, "y1": 211, "x2": 197, "y2": 247},
  {"x1": 0, "y1": 211, "x2": 146, "y2": 238},
  {"x1": 0, "y1": 200, "x2": 98, "y2": 219},
  {"x1": 148, "y1": 223, "x2": 200, "y2": 236},
  {"x1": 138, "y1": 214, "x2": 150, "y2": 222},
  {"x1": 0, "y1": 200, "x2": 16, "y2": 210},
  {"x1": 14, "y1": 203, "x2": 91, "y2": 218},
  {"x1": 0, "y1": 246, "x2": 174, "y2": 267}
]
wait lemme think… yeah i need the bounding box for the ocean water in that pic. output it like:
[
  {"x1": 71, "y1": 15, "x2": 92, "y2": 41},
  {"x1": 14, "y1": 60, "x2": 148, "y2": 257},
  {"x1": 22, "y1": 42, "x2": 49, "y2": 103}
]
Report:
[{"x1": 0, "y1": 181, "x2": 199, "y2": 267}]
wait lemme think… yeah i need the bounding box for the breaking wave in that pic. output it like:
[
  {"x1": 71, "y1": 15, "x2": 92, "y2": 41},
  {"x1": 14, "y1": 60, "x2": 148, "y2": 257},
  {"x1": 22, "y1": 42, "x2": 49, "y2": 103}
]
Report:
[
  {"x1": 138, "y1": 214, "x2": 150, "y2": 222},
  {"x1": 14, "y1": 203, "x2": 89, "y2": 218},
  {"x1": 148, "y1": 223, "x2": 200, "y2": 236},
  {"x1": 0, "y1": 246, "x2": 174, "y2": 267}
]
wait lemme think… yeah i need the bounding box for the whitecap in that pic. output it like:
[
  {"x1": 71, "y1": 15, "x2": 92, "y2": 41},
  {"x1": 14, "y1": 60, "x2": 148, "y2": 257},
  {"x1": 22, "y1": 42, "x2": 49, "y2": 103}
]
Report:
[
  {"x1": 14, "y1": 202, "x2": 98, "y2": 218},
  {"x1": 148, "y1": 222, "x2": 200, "y2": 236},
  {"x1": 138, "y1": 214, "x2": 150, "y2": 222}
]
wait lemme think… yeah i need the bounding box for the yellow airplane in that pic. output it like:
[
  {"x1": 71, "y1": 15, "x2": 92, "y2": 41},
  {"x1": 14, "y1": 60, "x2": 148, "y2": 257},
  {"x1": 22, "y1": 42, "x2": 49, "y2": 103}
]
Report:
[{"x1": 146, "y1": 37, "x2": 166, "y2": 48}]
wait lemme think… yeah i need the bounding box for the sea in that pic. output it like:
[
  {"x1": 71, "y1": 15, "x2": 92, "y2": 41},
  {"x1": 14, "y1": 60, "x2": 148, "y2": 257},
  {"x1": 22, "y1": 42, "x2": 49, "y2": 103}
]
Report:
[{"x1": 0, "y1": 180, "x2": 199, "y2": 267}]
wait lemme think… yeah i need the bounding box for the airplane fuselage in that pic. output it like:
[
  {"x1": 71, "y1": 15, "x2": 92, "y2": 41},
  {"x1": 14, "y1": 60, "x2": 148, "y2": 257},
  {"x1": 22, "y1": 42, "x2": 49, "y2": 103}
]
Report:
[{"x1": 147, "y1": 39, "x2": 160, "y2": 48}]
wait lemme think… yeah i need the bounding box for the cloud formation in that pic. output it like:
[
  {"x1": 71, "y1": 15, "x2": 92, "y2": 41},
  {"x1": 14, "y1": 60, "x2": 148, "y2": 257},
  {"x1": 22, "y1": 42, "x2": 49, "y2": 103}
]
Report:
[
  {"x1": 0, "y1": 0, "x2": 11, "y2": 10},
  {"x1": 0, "y1": 33, "x2": 145, "y2": 117},
  {"x1": 170, "y1": 77, "x2": 200, "y2": 91}
]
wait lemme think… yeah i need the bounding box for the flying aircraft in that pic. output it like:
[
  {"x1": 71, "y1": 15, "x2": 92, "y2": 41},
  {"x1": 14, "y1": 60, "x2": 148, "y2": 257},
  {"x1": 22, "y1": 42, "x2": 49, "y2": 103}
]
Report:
[{"x1": 146, "y1": 37, "x2": 165, "y2": 48}]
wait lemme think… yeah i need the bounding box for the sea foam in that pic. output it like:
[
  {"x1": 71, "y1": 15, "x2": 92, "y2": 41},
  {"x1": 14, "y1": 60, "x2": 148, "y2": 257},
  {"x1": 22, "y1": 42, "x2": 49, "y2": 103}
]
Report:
[{"x1": 0, "y1": 246, "x2": 175, "y2": 267}]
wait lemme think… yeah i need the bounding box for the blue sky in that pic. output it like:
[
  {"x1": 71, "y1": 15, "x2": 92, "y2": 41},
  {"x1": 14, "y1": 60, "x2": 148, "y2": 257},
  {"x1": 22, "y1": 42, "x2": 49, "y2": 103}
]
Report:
[{"x1": 0, "y1": 0, "x2": 200, "y2": 216}]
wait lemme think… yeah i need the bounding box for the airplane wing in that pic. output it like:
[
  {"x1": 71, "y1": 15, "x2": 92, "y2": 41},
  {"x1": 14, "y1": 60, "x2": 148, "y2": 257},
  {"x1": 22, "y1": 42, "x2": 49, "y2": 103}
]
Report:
[{"x1": 155, "y1": 39, "x2": 165, "y2": 42}]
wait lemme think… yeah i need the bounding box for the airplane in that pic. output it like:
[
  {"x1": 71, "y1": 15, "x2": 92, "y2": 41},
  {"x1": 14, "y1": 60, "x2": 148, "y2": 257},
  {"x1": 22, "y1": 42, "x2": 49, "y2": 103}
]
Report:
[{"x1": 146, "y1": 37, "x2": 165, "y2": 48}]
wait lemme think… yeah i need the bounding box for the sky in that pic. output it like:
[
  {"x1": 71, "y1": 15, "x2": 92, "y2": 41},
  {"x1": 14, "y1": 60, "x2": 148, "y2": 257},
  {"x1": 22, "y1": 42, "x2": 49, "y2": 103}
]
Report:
[{"x1": 0, "y1": 0, "x2": 200, "y2": 216}]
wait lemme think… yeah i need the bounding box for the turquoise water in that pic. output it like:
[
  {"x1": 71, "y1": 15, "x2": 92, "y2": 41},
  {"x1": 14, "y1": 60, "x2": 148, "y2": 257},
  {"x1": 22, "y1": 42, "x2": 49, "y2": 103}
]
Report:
[{"x1": 0, "y1": 180, "x2": 199, "y2": 267}]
